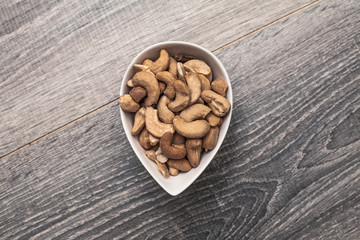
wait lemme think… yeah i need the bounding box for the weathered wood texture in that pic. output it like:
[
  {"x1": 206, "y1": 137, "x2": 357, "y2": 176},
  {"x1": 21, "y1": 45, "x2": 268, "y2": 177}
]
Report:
[
  {"x1": 0, "y1": 0, "x2": 315, "y2": 156},
  {"x1": 1, "y1": 0, "x2": 360, "y2": 239}
]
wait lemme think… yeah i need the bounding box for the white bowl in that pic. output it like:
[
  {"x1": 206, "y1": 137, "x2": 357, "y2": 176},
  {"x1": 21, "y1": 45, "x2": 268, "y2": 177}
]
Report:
[{"x1": 120, "y1": 41, "x2": 233, "y2": 196}]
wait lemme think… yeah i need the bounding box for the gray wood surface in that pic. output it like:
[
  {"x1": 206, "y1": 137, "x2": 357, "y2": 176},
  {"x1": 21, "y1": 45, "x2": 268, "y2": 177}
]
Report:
[
  {"x1": 1, "y1": 0, "x2": 359, "y2": 239},
  {"x1": 0, "y1": 0, "x2": 315, "y2": 157}
]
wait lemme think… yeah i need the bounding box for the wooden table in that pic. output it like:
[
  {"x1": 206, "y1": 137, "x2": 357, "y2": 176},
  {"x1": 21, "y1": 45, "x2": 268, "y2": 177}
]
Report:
[{"x1": 1, "y1": 0, "x2": 359, "y2": 239}]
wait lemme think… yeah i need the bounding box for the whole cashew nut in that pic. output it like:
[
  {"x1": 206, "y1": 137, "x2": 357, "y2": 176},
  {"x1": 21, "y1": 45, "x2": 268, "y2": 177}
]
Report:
[
  {"x1": 120, "y1": 94, "x2": 140, "y2": 112},
  {"x1": 145, "y1": 106, "x2": 175, "y2": 138},
  {"x1": 158, "y1": 95, "x2": 175, "y2": 124},
  {"x1": 167, "y1": 158, "x2": 192, "y2": 172},
  {"x1": 149, "y1": 49, "x2": 169, "y2": 74},
  {"x1": 203, "y1": 126, "x2": 220, "y2": 152},
  {"x1": 201, "y1": 90, "x2": 231, "y2": 117},
  {"x1": 180, "y1": 104, "x2": 211, "y2": 122},
  {"x1": 132, "y1": 71, "x2": 160, "y2": 106},
  {"x1": 173, "y1": 116, "x2": 210, "y2": 138},
  {"x1": 168, "y1": 80, "x2": 190, "y2": 112},
  {"x1": 160, "y1": 132, "x2": 187, "y2": 159},
  {"x1": 185, "y1": 72, "x2": 202, "y2": 105},
  {"x1": 184, "y1": 59, "x2": 211, "y2": 76},
  {"x1": 186, "y1": 139, "x2": 202, "y2": 168},
  {"x1": 131, "y1": 107, "x2": 145, "y2": 135}
]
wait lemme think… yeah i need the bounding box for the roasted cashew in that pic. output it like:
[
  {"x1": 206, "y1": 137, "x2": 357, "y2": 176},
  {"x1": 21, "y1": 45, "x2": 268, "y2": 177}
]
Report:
[
  {"x1": 149, "y1": 49, "x2": 169, "y2": 74},
  {"x1": 186, "y1": 139, "x2": 202, "y2": 168},
  {"x1": 205, "y1": 112, "x2": 222, "y2": 127},
  {"x1": 120, "y1": 94, "x2": 140, "y2": 112},
  {"x1": 139, "y1": 128, "x2": 151, "y2": 149},
  {"x1": 127, "y1": 79, "x2": 134, "y2": 87},
  {"x1": 172, "y1": 132, "x2": 185, "y2": 145},
  {"x1": 129, "y1": 86, "x2": 147, "y2": 102},
  {"x1": 203, "y1": 126, "x2": 219, "y2": 152},
  {"x1": 168, "y1": 80, "x2": 190, "y2": 112},
  {"x1": 169, "y1": 167, "x2": 179, "y2": 176},
  {"x1": 180, "y1": 104, "x2": 211, "y2": 122},
  {"x1": 131, "y1": 107, "x2": 145, "y2": 136},
  {"x1": 201, "y1": 90, "x2": 231, "y2": 117},
  {"x1": 211, "y1": 77, "x2": 228, "y2": 96},
  {"x1": 177, "y1": 62, "x2": 186, "y2": 82},
  {"x1": 184, "y1": 59, "x2": 211, "y2": 76},
  {"x1": 198, "y1": 74, "x2": 211, "y2": 91},
  {"x1": 173, "y1": 116, "x2": 210, "y2": 138},
  {"x1": 132, "y1": 71, "x2": 160, "y2": 106},
  {"x1": 156, "y1": 71, "x2": 176, "y2": 85},
  {"x1": 185, "y1": 72, "x2": 202, "y2": 105},
  {"x1": 167, "y1": 158, "x2": 192, "y2": 172},
  {"x1": 160, "y1": 132, "x2": 187, "y2": 159},
  {"x1": 158, "y1": 95, "x2": 175, "y2": 124},
  {"x1": 145, "y1": 107, "x2": 175, "y2": 138},
  {"x1": 149, "y1": 134, "x2": 160, "y2": 146},
  {"x1": 145, "y1": 150, "x2": 169, "y2": 177},
  {"x1": 159, "y1": 82, "x2": 166, "y2": 94}
]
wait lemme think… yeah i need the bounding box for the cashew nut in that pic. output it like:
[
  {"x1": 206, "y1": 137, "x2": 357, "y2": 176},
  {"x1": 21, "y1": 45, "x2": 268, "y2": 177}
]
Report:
[
  {"x1": 142, "y1": 59, "x2": 153, "y2": 68},
  {"x1": 129, "y1": 86, "x2": 147, "y2": 102},
  {"x1": 205, "y1": 112, "x2": 222, "y2": 127},
  {"x1": 149, "y1": 49, "x2": 169, "y2": 74},
  {"x1": 131, "y1": 107, "x2": 145, "y2": 135},
  {"x1": 173, "y1": 116, "x2": 210, "y2": 138},
  {"x1": 172, "y1": 132, "x2": 185, "y2": 145},
  {"x1": 167, "y1": 158, "x2": 192, "y2": 172},
  {"x1": 206, "y1": 71, "x2": 213, "y2": 82},
  {"x1": 168, "y1": 57, "x2": 178, "y2": 77},
  {"x1": 158, "y1": 95, "x2": 175, "y2": 124},
  {"x1": 145, "y1": 107, "x2": 175, "y2": 138},
  {"x1": 186, "y1": 139, "x2": 202, "y2": 168},
  {"x1": 174, "y1": 55, "x2": 195, "y2": 62},
  {"x1": 185, "y1": 72, "x2": 202, "y2": 105},
  {"x1": 160, "y1": 132, "x2": 187, "y2": 159},
  {"x1": 132, "y1": 71, "x2": 160, "y2": 106},
  {"x1": 120, "y1": 94, "x2": 140, "y2": 112},
  {"x1": 134, "y1": 64, "x2": 150, "y2": 72},
  {"x1": 168, "y1": 80, "x2": 190, "y2": 112},
  {"x1": 184, "y1": 59, "x2": 211, "y2": 76},
  {"x1": 177, "y1": 62, "x2": 186, "y2": 82},
  {"x1": 180, "y1": 104, "x2": 211, "y2": 122},
  {"x1": 211, "y1": 77, "x2": 228, "y2": 96},
  {"x1": 198, "y1": 74, "x2": 211, "y2": 91},
  {"x1": 156, "y1": 71, "x2": 176, "y2": 85},
  {"x1": 169, "y1": 167, "x2": 179, "y2": 176},
  {"x1": 203, "y1": 126, "x2": 219, "y2": 152},
  {"x1": 164, "y1": 85, "x2": 176, "y2": 100},
  {"x1": 139, "y1": 128, "x2": 152, "y2": 149},
  {"x1": 201, "y1": 90, "x2": 231, "y2": 117},
  {"x1": 145, "y1": 150, "x2": 169, "y2": 177}
]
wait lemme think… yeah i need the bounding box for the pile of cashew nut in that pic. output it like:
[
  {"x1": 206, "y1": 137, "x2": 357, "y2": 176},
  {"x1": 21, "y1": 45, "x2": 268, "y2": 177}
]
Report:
[{"x1": 120, "y1": 49, "x2": 230, "y2": 177}]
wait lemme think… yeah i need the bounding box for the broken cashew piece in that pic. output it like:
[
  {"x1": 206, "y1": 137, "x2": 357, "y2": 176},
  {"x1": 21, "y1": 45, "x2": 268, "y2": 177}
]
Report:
[
  {"x1": 173, "y1": 116, "x2": 210, "y2": 138},
  {"x1": 155, "y1": 147, "x2": 168, "y2": 163},
  {"x1": 160, "y1": 132, "x2": 187, "y2": 159},
  {"x1": 127, "y1": 79, "x2": 134, "y2": 87},
  {"x1": 177, "y1": 62, "x2": 186, "y2": 82},
  {"x1": 203, "y1": 126, "x2": 219, "y2": 152},
  {"x1": 201, "y1": 90, "x2": 231, "y2": 117},
  {"x1": 149, "y1": 134, "x2": 160, "y2": 146},
  {"x1": 184, "y1": 59, "x2": 211, "y2": 76},
  {"x1": 186, "y1": 139, "x2": 202, "y2": 168},
  {"x1": 211, "y1": 77, "x2": 228, "y2": 96},
  {"x1": 145, "y1": 107, "x2": 175, "y2": 138},
  {"x1": 120, "y1": 94, "x2": 140, "y2": 112},
  {"x1": 131, "y1": 107, "x2": 145, "y2": 136},
  {"x1": 168, "y1": 80, "x2": 190, "y2": 112},
  {"x1": 180, "y1": 104, "x2": 211, "y2": 122},
  {"x1": 167, "y1": 158, "x2": 192, "y2": 172},
  {"x1": 169, "y1": 167, "x2": 179, "y2": 176},
  {"x1": 132, "y1": 71, "x2": 160, "y2": 106},
  {"x1": 158, "y1": 95, "x2": 175, "y2": 124},
  {"x1": 149, "y1": 49, "x2": 169, "y2": 74},
  {"x1": 185, "y1": 72, "x2": 202, "y2": 105}
]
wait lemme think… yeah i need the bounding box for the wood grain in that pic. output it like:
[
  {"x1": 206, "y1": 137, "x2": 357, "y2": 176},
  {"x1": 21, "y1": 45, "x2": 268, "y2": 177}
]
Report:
[
  {"x1": 1, "y1": 0, "x2": 359, "y2": 239},
  {"x1": 0, "y1": 0, "x2": 315, "y2": 156}
]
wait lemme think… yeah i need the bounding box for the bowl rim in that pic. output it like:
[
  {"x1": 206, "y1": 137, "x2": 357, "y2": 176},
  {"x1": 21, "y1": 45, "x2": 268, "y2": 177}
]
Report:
[{"x1": 119, "y1": 41, "x2": 233, "y2": 196}]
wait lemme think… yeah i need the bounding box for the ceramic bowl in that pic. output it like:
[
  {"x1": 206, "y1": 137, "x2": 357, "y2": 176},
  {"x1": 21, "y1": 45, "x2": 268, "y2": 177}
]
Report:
[{"x1": 120, "y1": 41, "x2": 232, "y2": 196}]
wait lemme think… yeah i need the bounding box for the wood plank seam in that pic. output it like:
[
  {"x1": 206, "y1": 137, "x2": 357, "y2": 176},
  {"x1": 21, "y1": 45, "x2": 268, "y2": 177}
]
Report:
[{"x1": 0, "y1": 0, "x2": 322, "y2": 161}]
